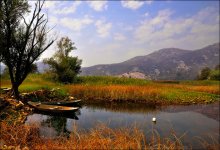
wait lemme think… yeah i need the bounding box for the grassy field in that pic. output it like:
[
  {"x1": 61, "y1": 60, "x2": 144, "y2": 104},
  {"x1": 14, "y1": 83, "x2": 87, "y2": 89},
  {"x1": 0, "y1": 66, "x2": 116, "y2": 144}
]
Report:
[{"x1": 1, "y1": 74, "x2": 219, "y2": 105}]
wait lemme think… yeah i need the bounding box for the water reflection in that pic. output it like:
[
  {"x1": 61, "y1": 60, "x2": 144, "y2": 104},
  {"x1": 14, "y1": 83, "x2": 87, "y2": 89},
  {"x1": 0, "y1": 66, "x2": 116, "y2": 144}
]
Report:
[
  {"x1": 41, "y1": 116, "x2": 70, "y2": 136},
  {"x1": 25, "y1": 102, "x2": 219, "y2": 148},
  {"x1": 26, "y1": 110, "x2": 80, "y2": 138},
  {"x1": 83, "y1": 102, "x2": 159, "y2": 114}
]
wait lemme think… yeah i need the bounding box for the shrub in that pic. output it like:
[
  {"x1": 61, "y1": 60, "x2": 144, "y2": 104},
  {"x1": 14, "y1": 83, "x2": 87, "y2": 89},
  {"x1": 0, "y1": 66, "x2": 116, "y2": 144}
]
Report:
[{"x1": 209, "y1": 70, "x2": 220, "y2": 80}]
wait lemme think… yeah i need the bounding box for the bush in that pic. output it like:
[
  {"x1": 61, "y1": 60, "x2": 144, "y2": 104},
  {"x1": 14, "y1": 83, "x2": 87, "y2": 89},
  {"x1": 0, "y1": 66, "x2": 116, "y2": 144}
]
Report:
[
  {"x1": 209, "y1": 70, "x2": 220, "y2": 80},
  {"x1": 197, "y1": 67, "x2": 211, "y2": 80}
]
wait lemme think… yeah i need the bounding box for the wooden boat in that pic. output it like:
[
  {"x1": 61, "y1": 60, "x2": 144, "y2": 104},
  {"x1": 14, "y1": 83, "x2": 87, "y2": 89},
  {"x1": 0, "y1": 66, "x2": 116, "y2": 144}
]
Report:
[
  {"x1": 28, "y1": 101, "x2": 79, "y2": 113},
  {"x1": 34, "y1": 110, "x2": 79, "y2": 120},
  {"x1": 41, "y1": 100, "x2": 82, "y2": 106}
]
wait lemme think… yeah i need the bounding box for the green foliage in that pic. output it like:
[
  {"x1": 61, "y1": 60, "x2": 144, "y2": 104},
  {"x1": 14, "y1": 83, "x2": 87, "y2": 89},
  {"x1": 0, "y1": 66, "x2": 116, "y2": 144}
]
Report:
[
  {"x1": 209, "y1": 70, "x2": 220, "y2": 80},
  {"x1": 44, "y1": 37, "x2": 82, "y2": 83},
  {"x1": 196, "y1": 65, "x2": 220, "y2": 81},
  {"x1": 197, "y1": 67, "x2": 211, "y2": 80},
  {"x1": 30, "y1": 63, "x2": 39, "y2": 73}
]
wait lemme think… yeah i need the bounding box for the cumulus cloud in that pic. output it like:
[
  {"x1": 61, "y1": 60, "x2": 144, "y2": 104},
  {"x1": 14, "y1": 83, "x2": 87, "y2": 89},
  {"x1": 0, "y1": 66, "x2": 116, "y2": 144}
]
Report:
[
  {"x1": 60, "y1": 16, "x2": 93, "y2": 32},
  {"x1": 134, "y1": 7, "x2": 219, "y2": 49},
  {"x1": 44, "y1": 1, "x2": 60, "y2": 8},
  {"x1": 134, "y1": 9, "x2": 173, "y2": 42},
  {"x1": 53, "y1": 1, "x2": 81, "y2": 14},
  {"x1": 121, "y1": 1, "x2": 145, "y2": 10},
  {"x1": 88, "y1": 1, "x2": 108, "y2": 11},
  {"x1": 95, "y1": 20, "x2": 112, "y2": 38}
]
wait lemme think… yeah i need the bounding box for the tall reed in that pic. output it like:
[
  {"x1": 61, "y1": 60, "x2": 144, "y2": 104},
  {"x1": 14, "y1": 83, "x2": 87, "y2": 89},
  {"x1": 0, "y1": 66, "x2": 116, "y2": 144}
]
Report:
[
  {"x1": 1, "y1": 122, "x2": 219, "y2": 150},
  {"x1": 65, "y1": 85, "x2": 218, "y2": 105}
]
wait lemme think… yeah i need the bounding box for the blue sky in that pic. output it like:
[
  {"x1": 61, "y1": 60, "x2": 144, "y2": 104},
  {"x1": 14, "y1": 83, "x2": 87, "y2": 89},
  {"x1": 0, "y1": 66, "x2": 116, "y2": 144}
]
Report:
[{"x1": 29, "y1": 0, "x2": 219, "y2": 67}]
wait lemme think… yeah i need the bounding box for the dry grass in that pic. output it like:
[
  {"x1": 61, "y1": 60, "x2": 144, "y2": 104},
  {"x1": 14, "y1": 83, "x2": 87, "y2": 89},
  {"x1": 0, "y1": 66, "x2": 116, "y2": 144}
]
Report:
[
  {"x1": 0, "y1": 122, "x2": 219, "y2": 150},
  {"x1": 157, "y1": 83, "x2": 220, "y2": 95},
  {"x1": 180, "y1": 85, "x2": 220, "y2": 95},
  {"x1": 0, "y1": 122, "x2": 40, "y2": 148},
  {"x1": 65, "y1": 85, "x2": 218, "y2": 105},
  {"x1": 0, "y1": 80, "x2": 11, "y2": 88},
  {"x1": 66, "y1": 85, "x2": 162, "y2": 103}
]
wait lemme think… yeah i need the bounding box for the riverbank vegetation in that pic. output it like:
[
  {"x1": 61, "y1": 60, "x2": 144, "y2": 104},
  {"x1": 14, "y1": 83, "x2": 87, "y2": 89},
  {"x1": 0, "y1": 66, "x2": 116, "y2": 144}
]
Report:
[
  {"x1": 1, "y1": 122, "x2": 219, "y2": 150},
  {"x1": 1, "y1": 74, "x2": 219, "y2": 105}
]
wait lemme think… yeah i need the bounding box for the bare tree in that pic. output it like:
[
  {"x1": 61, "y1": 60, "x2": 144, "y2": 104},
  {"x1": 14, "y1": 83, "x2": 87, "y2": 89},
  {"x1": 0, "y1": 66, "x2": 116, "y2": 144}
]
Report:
[{"x1": 0, "y1": 0, "x2": 54, "y2": 99}]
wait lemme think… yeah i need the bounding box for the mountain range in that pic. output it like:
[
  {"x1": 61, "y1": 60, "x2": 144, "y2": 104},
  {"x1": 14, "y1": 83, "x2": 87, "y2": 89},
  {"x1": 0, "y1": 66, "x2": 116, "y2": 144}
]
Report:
[
  {"x1": 1, "y1": 43, "x2": 219, "y2": 80},
  {"x1": 81, "y1": 43, "x2": 219, "y2": 80}
]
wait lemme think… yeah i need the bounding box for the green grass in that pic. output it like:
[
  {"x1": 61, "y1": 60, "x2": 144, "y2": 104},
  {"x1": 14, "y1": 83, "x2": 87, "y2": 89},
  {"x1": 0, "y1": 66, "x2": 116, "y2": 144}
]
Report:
[
  {"x1": 19, "y1": 84, "x2": 51, "y2": 93},
  {"x1": 18, "y1": 73, "x2": 61, "y2": 92},
  {"x1": 160, "y1": 88, "x2": 218, "y2": 104},
  {"x1": 180, "y1": 80, "x2": 220, "y2": 85},
  {"x1": 76, "y1": 76, "x2": 152, "y2": 85}
]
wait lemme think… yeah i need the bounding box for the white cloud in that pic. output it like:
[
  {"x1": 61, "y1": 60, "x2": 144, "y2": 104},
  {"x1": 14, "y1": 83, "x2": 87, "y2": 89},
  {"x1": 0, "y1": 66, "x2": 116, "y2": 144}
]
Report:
[
  {"x1": 44, "y1": 1, "x2": 60, "y2": 8},
  {"x1": 54, "y1": 1, "x2": 81, "y2": 14},
  {"x1": 134, "y1": 7, "x2": 219, "y2": 50},
  {"x1": 195, "y1": 6, "x2": 217, "y2": 23},
  {"x1": 150, "y1": 9, "x2": 173, "y2": 25},
  {"x1": 121, "y1": 1, "x2": 145, "y2": 10},
  {"x1": 95, "y1": 20, "x2": 112, "y2": 38},
  {"x1": 60, "y1": 16, "x2": 93, "y2": 32},
  {"x1": 88, "y1": 1, "x2": 108, "y2": 11},
  {"x1": 134, "y1": 9, "x2": 173, "y2": 42},
  {"x1": 50, "y1": 16, "x2": 59, "y2": 24},
  {"x1": 114, "y1": 33, "x2": 126, "y2": 41}
]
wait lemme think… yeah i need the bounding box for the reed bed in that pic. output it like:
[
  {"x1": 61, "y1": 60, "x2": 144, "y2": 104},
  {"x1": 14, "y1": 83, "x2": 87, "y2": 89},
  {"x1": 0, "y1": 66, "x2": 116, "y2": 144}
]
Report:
[
  {"x1": 65, "y1": 85, "x2": 218, "y2": 105},
  {"x1": 154, "y1": 83, "x2": 220, "y2": 95},
  {"x1": 0, "y1": 122, "x2": 219, "y2": 150}
]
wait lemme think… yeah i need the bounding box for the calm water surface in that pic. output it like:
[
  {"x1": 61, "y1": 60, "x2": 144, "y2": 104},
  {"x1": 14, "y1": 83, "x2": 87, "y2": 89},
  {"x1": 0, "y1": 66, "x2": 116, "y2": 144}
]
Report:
[{"x1": 25, "y1": 102, "x2": 219, "y2": 148}]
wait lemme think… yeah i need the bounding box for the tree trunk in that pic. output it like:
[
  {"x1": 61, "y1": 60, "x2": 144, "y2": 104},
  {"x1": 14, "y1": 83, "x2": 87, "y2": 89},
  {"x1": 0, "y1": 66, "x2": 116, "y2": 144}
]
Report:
[{"x1": 11, "y1": 83, "x2": 20, "y2": 100}]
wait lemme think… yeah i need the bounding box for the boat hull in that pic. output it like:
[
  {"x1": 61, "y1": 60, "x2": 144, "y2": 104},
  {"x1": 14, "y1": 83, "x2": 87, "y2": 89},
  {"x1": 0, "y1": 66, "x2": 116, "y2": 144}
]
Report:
[
  {"x1": 28, "y1": 101, "x2": 79, "y2": 113},
  {"x1": 41, "y1": 100, "x2": 82, "y2": 106}
]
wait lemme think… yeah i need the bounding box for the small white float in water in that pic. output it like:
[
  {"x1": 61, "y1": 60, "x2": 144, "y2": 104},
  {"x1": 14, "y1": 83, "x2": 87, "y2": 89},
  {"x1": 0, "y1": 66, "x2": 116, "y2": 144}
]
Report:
[{"x1": 152, "y1": 117, "x2": 156, "y2": 122}]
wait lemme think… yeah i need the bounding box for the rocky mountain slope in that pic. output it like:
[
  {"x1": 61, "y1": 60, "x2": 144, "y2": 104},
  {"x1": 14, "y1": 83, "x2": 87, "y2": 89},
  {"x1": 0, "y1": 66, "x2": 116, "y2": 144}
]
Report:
[{"x1": 81, "y1": 43, "x2": 219, "y2": 80}]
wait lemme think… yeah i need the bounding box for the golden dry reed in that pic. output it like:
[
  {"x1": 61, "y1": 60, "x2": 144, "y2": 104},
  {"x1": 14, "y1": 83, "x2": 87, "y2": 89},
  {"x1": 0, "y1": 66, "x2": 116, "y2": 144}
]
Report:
[
  {"x1": 1, "y1": 122, "x2": 219, "y2": 150},
  {"x1": 65, "y1": 85, "x2": 218, "y2": 105},
  {"x1": 156, "y1": 83, "x2": 220, "y2": 95}
]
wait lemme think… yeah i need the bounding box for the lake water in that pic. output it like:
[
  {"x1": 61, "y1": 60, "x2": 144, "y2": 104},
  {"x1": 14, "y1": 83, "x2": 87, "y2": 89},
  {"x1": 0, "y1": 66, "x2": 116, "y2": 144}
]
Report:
[{"x1": 25, "y1": 102, "x2": 219, "y2": 149}]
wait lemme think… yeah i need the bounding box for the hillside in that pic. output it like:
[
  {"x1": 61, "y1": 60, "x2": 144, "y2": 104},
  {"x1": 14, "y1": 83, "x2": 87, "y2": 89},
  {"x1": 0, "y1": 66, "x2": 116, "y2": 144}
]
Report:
[{"x1": 81, "y1": 43, "x2": 219, "y2": 80}]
